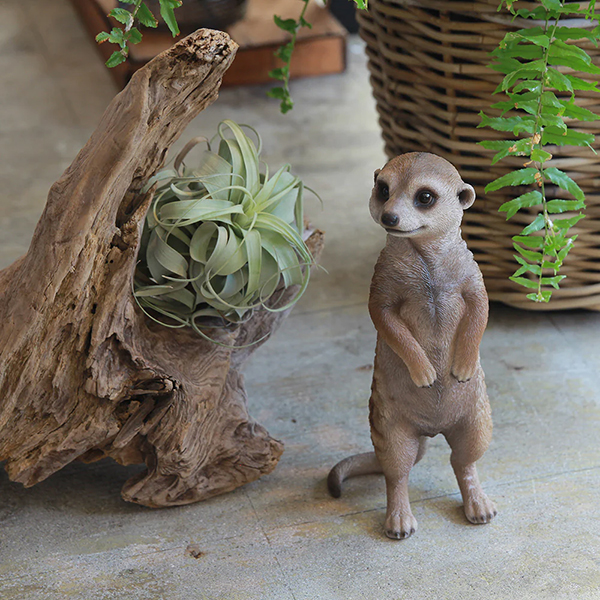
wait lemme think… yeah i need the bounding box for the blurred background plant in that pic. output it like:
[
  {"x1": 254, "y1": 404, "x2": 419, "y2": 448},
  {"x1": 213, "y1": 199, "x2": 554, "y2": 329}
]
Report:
[{"x1": 96, "y1": 0, "x2": 367, "y2": 111}]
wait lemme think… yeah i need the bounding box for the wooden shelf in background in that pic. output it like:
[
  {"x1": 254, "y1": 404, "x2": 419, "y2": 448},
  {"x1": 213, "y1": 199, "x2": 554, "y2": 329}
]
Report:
[{"x1": 70, "y1": 0, "x2": 347, "y2": 88}]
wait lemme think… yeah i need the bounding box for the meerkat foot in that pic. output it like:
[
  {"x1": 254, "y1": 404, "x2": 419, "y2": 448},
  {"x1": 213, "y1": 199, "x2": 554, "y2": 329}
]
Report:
[
  {"x1": 464, "y1": 492, "x2": 497, "y2": 525},
  {"x1": 384, "y1": 512, "x2": 418, "y2": 539}
]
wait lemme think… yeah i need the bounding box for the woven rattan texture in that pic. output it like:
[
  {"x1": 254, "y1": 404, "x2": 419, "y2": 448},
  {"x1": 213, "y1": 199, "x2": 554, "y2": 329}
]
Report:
[{"x1": 358, "y1": 0, "x2": 600, "y2": 310}]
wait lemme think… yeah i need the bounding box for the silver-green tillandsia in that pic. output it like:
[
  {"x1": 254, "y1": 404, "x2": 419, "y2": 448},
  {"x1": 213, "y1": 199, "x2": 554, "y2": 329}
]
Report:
[{"x1": 134, "y1": 119, "x2": 318, "y2": 342}]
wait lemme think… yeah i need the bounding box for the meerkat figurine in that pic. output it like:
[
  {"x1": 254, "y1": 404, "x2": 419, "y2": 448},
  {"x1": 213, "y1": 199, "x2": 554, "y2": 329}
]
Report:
[{"x1": 328, "y1": 152, "x2": 496, "y2": 540}]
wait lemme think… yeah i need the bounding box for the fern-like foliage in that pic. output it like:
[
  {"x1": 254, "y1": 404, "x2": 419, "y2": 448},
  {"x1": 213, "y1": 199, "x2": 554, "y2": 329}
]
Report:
[
  {"x1": 96, "y1": 0, "x2": 181, "y2": 68},
  {"x1": 479, "y1": 0, "x2": 600, "y2": 302}
]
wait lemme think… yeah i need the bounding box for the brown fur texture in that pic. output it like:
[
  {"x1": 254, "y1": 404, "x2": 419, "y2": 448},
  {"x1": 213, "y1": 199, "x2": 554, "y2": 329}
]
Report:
[{"x1": 328, "y1": 153, "x2": 496, "y2": 539}]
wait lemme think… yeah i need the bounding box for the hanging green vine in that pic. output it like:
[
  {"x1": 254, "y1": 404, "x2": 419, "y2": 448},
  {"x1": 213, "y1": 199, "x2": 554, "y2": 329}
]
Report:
[
  {"x1": 479, "y1": 0, "x2": 600, "y2": 302},
  {"x1": 268, "y1": 0, "x2": 368, "y2": 113},
  {"x1": 96, "y1": 0, "x2": 369, "y2": 112}
]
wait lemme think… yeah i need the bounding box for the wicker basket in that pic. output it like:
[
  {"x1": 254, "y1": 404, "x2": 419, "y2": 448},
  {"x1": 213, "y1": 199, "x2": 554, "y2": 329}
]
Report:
[{"x1": 358, "y1": 0, "x2": 600, "y2": 310}]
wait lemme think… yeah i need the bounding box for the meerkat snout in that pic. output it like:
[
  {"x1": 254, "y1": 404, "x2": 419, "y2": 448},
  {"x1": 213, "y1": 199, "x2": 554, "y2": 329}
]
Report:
[
  {"x1": 370, "y1": 152, "x2": 476, "y2": 240},
  {"x1": 381, "y1": 212, "x2": 399, "y2": 228}
]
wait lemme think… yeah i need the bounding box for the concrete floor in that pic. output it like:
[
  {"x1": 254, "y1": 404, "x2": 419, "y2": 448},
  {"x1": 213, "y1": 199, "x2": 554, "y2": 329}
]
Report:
[{"x1": 1, "y1": 1, "x2": 600, "y2": 598}]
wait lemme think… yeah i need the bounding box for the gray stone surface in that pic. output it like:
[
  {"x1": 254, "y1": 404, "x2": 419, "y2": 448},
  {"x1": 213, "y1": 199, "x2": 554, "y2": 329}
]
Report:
[{"x1": 0, "y1": 1, "x2": 599, "y2": 598}]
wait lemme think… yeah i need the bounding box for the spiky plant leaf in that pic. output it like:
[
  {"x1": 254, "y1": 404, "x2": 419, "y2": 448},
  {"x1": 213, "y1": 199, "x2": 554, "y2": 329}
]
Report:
[{"x1": 134, "y1": 120, "x2": 318, "y2": 343}]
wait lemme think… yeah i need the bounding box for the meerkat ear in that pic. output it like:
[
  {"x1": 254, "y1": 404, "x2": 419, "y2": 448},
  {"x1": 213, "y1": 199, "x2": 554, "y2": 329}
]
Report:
[
  {"x1": 374, "y1": 169, "x2": 381, "y2": 184},
  {"x1": 458, "y1": 184, "x2": 476, "y2": 210}
]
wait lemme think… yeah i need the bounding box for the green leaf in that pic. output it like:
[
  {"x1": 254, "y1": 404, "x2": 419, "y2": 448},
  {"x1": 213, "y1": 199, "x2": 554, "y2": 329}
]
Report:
[
  {"x1": 540, "y1": 114, "x2": 567, "y2": 131},
  {"x1": 545, "y1": 68, "x2": 574, "y2": 93},
  {"x1": 137, "y1": 2, "x2": 158, "y2": 27},
  {"x1": 512, "y1": 99, "x2": 539, "y2": 115},
  {"x1": 531, "y1": 148, "x2": 552, "y2": 163},
  {"x1": 541, "y1": 126, "x2": 595, "y2": 148},
  {"x1": 540, "y1": 0, "x2": 561, "y2": 10},
  {"x1": 513, "y1": 243, "x2": 543, "y2": 261},
  {"x1": 159, "y1": 0, "x2": 181, "y2": 37},
  {"x1": 564, "y1": 74, "x2": 599, "y2": 91},
  {"x1": 550, "y1": 39, "x2": 595, "y2": 65},
  {"x1": 562, "y1": 101, "x2": 600, "y2": 122},
  {"x1": 513, "y1": 80, "x2": 542, "y2": 94},
  {"x1": 557, "y1": 3, "x2": 586, "y2": 15},
  {"x1": 544, "y1": 168, "x2": 585, "y2": 201},
  {"x1": 95, "y1": 31, "x2": 110, "y2": 43},
  {"x1": 481, "y1": 138, "x2": 533, "y2": 164},
  {"x1": 493, "y1": 45, "x2": 544, "y2": 60},
  {"x1": 267, "y1": 87, "x2": 287, "y2": 99},
  {"x1": 515, "y1": 28, "x2": 550, "y2": 46},
  {"x1": 275, "y1": 42, "x2": 293, "y2": 63},
  {"x1": 501, "y1": 60, "x2": 546, "y2": 90},
  {"x1": 109, "y1": 7, "x2": 134, "y2": 27},
  {"x1": 499, "y1": 190, "x2": 543, "y2": 219},
  {"x1": 478, "y1": 112, "x2": 536, "y2": 135},
  {"x1": 106, "y1": 50, "x2": 126, "y2": 68},
  {"x1": 268, "y1": 67, "x2": 287, "y2": 81},
  {"x1": 513, "y1": 235, "x2": 546, "y2": 248},
  {"x1": 107, "y1": 27, "x2": 126, "y2": 45},
  {"x1": 521, "y1": 213, "x2": 546, "y2": 234},
  {"x1": 485, "y1": 168, "x2": 538, "y2": 193},
  {"x1": 274, "y1": 15, "x2": 298, "y2": 33},
  {"x1": 553, "y1": 26, "x2": 599, "y2": 43},
  {"x1": 299, "y1": 16, "x2": 313, "y2": 29},
  {"x1": 526, "y1": 290, "x2": 552, "y2": 302},
  {"x1": 553, "y1": 213, "x2": 586, "y2": 229},
  {"x1": 541, "y1": 275, "x2": 566, "y2": 289},
  {"x1": 510, "y1": 275, "x2": 540, "y2": 289},
  {"x1": 513, "y1": 7, "x2": 548, "y2": 19},
  {"x1": 546, "y1": 199, "x2": 586, "y2": 213},
  {"x1": 541, "y1": 91, "x2": 563, "y2": 109},
  {"x1": 513, "y1": 255, "x2": 542, "y2": 276},
  {"x1": 127, "y1": 27, "x2": 142, "y2": 44},
  {"x1": 548, "y1": 54, "x2": 600, "y2": 75}
]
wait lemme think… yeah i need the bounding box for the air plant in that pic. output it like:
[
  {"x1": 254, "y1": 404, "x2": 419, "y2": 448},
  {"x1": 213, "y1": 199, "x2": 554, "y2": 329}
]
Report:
[{"x1": 134, "y1": 119, "x2": 317, "y2": 341}]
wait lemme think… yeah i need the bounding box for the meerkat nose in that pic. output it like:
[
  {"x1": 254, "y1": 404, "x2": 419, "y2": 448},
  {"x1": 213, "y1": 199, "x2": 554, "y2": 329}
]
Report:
[{"x1": 381, "y1": 212, "x2": 399, "y2": 228}]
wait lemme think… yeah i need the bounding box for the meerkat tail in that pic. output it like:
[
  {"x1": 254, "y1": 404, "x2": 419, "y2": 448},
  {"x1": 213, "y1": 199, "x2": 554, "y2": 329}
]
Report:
[
  {"x1": 327, "y1": 452, "x2": 383, "y2": 498},
  {"x1": 328, "y1": 439, "x2": 428, "y2": 498}
]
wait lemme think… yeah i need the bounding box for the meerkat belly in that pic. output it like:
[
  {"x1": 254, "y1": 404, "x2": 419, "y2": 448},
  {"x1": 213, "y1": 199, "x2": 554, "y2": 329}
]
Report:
[
  {"x1": 400, "y1": 285, "x2": 465, "y2": 374},
  {"x1": 371, "y1": 288, "x2": 471, "y2": 433},
  {"x1": 373, "y1": 341, "x2": 482, "y2": 435}
]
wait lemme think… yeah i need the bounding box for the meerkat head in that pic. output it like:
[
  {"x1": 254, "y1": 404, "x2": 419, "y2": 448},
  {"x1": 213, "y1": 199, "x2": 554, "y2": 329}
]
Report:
[{"x1": 369, "y1": 152, "x2": 475, "y2": 240}]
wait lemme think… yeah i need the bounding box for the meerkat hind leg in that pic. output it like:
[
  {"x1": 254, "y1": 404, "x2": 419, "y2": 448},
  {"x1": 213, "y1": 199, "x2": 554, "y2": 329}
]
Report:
[
  {"x1": 445, "y1": 415, "x2": 497, "y2": 525},
  {"x1": 374, "y1": 428, "x2": 421, "y2": 540}
]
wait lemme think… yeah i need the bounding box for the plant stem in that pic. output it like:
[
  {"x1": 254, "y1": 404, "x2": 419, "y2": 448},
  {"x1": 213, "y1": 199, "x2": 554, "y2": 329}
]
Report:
[
  {"x1": 282, "y1": 0, "x2": 310, "y2": 111},
  {"x1": 127, "y1": 0, "x2": 144, "y2": 32},
  {"x1": 530, "y1": 12, "x2": 561, "y2": 300}
]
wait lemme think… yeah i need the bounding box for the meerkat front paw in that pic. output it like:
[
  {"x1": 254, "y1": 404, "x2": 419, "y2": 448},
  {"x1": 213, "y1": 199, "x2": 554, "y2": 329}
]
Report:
[
  {"x1": 451, "y1": 357, "x2": 478, "y2": 382},
  {"x1": 409, "y1": 362, "x2": 437, "y2": 388},
  {"x1": 385, "y1": 511, "x2": 418, "y2": 540}
]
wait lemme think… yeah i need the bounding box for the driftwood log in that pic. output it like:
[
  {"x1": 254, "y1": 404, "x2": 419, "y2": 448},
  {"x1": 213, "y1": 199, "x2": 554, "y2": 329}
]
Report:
[{"x1": 0, "y1": 30, "x2": 324, "y2": 507}]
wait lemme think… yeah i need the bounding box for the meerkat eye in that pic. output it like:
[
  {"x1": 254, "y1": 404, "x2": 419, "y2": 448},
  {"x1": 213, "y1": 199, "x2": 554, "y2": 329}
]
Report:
[
  {"x1": 378, "y1": 182, "x2": 389, "y2": 201},
  {"x1": 415, "y1": 190, "x2": 436, "y2": 208}
]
